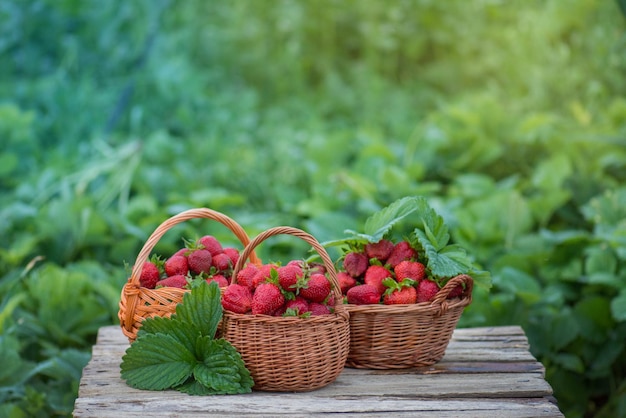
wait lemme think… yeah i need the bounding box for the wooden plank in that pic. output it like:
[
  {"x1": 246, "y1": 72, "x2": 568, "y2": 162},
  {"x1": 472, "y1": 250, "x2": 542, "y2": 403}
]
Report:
[
  {"x1": 74, "y1": 395, "x2": 563, "y2": 417},
  {"x1": 79, "y1": 359, "x2": 552, "y2": 399},
  {"x1": 75, "y1": 325, "x2": 562, "y2": 417}
]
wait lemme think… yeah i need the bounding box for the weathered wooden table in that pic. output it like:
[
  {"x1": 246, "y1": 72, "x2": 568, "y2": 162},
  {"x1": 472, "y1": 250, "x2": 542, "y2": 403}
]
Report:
[{"x1": 73, "y1": 325, "x2": 563, "y2": 417}]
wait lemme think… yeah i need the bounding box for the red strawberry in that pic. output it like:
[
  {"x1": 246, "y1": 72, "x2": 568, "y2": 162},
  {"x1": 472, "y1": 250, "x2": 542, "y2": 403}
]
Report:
[
  {"x1": 139, "y1": 261, "x2": 161, "y2": 289},
  {"x1": 299, "y1": 273, "x2": 331, "y2": 303},
  {"x1": 346, "y1": 284, "x2": 381, "y2": 305},
  {"x1": 212, "y1": 252, "x2": 232, "y2": 272},
  {"x1": 326, "y1": 293, "x2": 336, "y2": 306},
  {"x1": 394, "y1": 260, "x2": 426, "y2": 282},
  {"x1": 283, "y1": 296, "x2": 310, "y2": 316},
  {"x1": 365, "y1": 239, "x2": 394, "y2": 262},
  {"x1": 364, "y1": 265, "x2": 393, "y2": 294},
  {"x1": 206, "y1": 274, "x2": 229, "y2": 288},
  {"x1": 308, "y1": 262, "x2": 326, "y2": 275},
  {"x1": 309, "y1": 302, "x2": 331, "y2": 316},
  {"x1": 173, "y1": 248, "x2": 189, "y2": 258},
  {"x1": 286, "y1": 259, "x2": 305, "y2": 269},
  {"x1": 447, "y1": 283, "x2": 464, "y2": 299},
  {"x1": 198, "y1": 235, "x2": 223, "y2": 256},
  {"x1": 223, "y1": 247, "x2": 240, "y2": 266},
  {"x1": 272, "y1": 304, "x2": 287, "y2": 317},
  {"x1": 235, "y1": 264, "x2": 259, "y2": 290},
  {"x1": 156, "y1": 274, "x2": 188, "y2": 289},
  {"x1": 386, "y1": 241, "x2": 418, "y2": 267},
  {"x1": 343, "y1": 252, "x2": 369, "y2": 277},
  {"x1": 252, "y1": 264, "x2": 278, "y2": 289},
  {"x1": 251, "y1": 283, "x2": 285, "y2": 315},
  {"x1": 188, "y1": 249, "x2": 213, "y2": 275},
  {"x1": 277, "y1": 264, "x2": 303, "y2": 292},
  {"x1": 164, "y1": 255, "x2": 189, "y2": 277},
  {"x1": 338, "y1": 271, "x2": 357, "y2": 295},
  {"x1": 222, "y1": 284, "x2": 252, "y2": 314},
  {"x1": 383, "y1": 286, "x2": 417, "y2": 305},
  {"x1": 416, "y1": 279, "x2": 440, "y2": 303}
]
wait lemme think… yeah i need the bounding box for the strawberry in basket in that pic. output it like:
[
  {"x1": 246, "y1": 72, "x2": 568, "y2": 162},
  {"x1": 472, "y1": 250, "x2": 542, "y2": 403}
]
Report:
[
  {"x1": 221, "y1": 260, "x2": 334, "y2": 317},
  {"x1": 137, "y1": 234, "x2": 244, "y2": 290}
]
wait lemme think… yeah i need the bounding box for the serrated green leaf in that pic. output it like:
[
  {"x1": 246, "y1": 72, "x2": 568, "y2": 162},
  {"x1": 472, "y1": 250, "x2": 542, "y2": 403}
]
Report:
[
  {"x1": 421, "y1": 216, "x2": 450, "y2": 250},
  {"x1": 415, "y1": 229, "x2": 470, "y2": 278},
  {"x1": 138, "y1": 316, "x2": 200, "y2": 355},
  {"x1": 414, "y1": 196, "x2": 450, "y2": 249},
  {"x1": 176, "y1": 377, "x2": 214, "y2": 395},
  {"x1": 176, "y1": 281, "x2": 222, "y2": 339},
  {"x1": 362, "y1": 196, "x2": 420, "y2": 242},
  {"x1": 194, "y1": 337, "x2": 253, "y2": 394},
  {"x1": 121, "y1": 333, "x2": 195, "y2": 390}
]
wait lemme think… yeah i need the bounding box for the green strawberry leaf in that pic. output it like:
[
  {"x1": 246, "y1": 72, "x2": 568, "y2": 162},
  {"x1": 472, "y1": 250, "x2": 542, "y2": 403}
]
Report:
[
  {"x1": 176, "y1": 280, "x2": 222, "y2": 339},
  {"x1": 176, "y1": 377, "x2": 215, "y2": 395},
  {"x1": 194, "y1": 337, "x2": 253, "y2": 394},
  {"x1": 138, "y1": 316, "x2": 200, "y2": 355},
  {"x1": 415, "y1": 196, "x2": 450, "y2": 250},
  {"x1": 121, "y1": 281, "x2": 254, "y2": 394},
  {"x1": 415, "y1": 229, "x2": 471, "y2": 278},
  {"x1": 362, "y1": 196, "x2": 421, "y2": 241},
  {"x1": 328, "y1": 196, "x2": 420, "y2": 245},
  {"x1": 120, "y1": 333, "x2": 196, "y2": 390}
]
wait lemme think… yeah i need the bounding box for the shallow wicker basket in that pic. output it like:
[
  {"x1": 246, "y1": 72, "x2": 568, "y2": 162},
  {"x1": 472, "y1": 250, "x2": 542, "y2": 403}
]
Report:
[
  {"x1": 118, "y1": 208, "x2": 260, "y2": 342},
  {"x1": 221, "y1": 226, "x2": 351, "y2": 392},
  {"x1": 345, "y1": 274, "x2": 473, "y2": 369}
]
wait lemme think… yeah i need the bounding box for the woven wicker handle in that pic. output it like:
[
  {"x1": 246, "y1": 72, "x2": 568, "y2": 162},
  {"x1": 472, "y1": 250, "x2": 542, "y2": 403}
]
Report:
[
  {"x1": 432, "y1": 274, "x2": 473, "y2": 305},
  {"x1": 231, "y1": 226, "x2": 342, "y2": 303},
  {"x1": 128, "y1": 208, "x2": 260, "y2": 287}
]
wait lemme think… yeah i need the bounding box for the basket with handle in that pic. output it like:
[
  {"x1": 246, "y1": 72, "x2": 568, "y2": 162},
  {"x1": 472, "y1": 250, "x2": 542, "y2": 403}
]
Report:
[
  {"x1": 345, "y1": 273, "x2": 473, "y2": 369},
  {"x1": 118, "y1": 207, "x2": 261, "y2": 342},
  {"x1": 221, "y1": 226, "x2": 351, "y2": 392}
]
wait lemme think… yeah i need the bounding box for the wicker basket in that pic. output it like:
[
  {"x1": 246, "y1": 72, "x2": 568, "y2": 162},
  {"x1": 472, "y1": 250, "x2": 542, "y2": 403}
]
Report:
[
  {"x1": 345, "y1": 274, "x2": 473, "y2": 369},
  {"x1": 118, "y1": 208, "x2": 261, "y2": 342},
  {"x1": 221, "y1": 226, "x2": 351, "y2": 392}
]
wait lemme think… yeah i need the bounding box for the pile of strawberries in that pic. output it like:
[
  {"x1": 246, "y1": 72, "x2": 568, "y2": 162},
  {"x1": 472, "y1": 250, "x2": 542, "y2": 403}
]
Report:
[
  {"x1": 138, "y1": 235, "x2": 240, "y2": 290},
  {"x1": 338, "y1": 239, "x2": 462, "y2": 305},
  {"x1": 221, "y1": 260, "x2": 334, "y2": 317},
  {"x1": 138, "y1": 233, "x2": 463, "y2": 312}
]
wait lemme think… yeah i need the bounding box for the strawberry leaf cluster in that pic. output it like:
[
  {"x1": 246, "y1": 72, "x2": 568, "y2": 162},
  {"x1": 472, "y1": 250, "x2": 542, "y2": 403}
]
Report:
[
  {"x1": 120, "y1": 281, "x2": 253, "y2": 394},
  {"x1": 138, "y1": 235, "x2": 241, "y2": 290},
  {"x1": 222, "y1": 260, "x2": 334, "y2": 317}
]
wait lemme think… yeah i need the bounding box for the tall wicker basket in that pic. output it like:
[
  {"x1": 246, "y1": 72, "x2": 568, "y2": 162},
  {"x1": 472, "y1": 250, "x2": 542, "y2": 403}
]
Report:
[
  {"x1": 345, "y1": 274, "x2": 473, "y2": 369},
  {"x1": 118, "y1": 208, "x2": 260, "y2": 342},
  {"x1": 221, "y1": 226, "x2": 351, "y2": 392}
]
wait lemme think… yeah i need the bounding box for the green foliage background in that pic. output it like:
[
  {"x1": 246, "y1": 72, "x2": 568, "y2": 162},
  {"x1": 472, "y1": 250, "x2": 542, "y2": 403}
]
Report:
[{"x1": 1, "y1": 1, "x2": 626, "y2": 416}]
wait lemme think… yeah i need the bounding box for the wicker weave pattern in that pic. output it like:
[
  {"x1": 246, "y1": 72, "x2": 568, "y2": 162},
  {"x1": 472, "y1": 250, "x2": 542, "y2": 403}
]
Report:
[
  {"x1": 345, "y1": 274, "x2": 473, "y2": 369},
  {"x1": 221, "y1": 226, "x2": 351, "y2": 392},
  {"x1": 118, "y1": 208, "x2": 260, "y2": 342}
]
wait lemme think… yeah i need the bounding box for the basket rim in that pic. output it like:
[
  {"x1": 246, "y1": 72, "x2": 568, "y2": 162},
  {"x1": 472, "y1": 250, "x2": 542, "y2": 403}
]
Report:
[
  {"x1": 127, "y1": 208, "x2": 260, "y2": 288},
  {"x1": 119, "y1": 207, "x2": 260, "y2": 339},
  {"x1": 343, "y1": 274, "x2": 473, "y2": 314}
]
